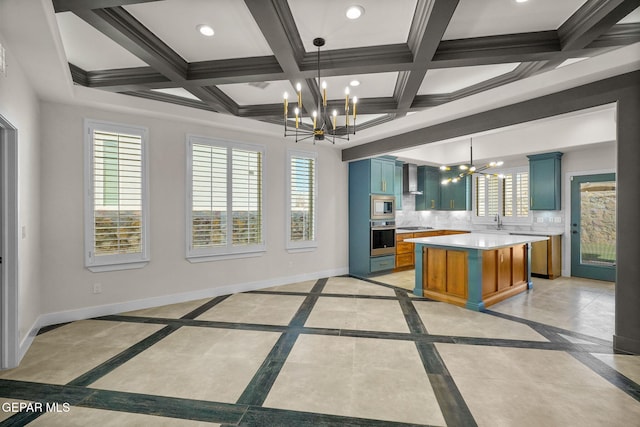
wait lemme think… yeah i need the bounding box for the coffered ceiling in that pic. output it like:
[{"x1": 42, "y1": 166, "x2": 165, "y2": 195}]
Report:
[{"x1": 52, "y1": 0, "x2": 640, "y2": 136}]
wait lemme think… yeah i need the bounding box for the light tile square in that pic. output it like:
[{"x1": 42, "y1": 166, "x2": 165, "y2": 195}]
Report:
[
  {"x1": 0, "y1": 321, "x2": 164, "y2": 385},
  {"x1": 305, "y1": 297, "x2": 409, "y2": 333},
  {"x1": 264, "y1": 334, "x2": 445, "y2": 426},
  {"x1": 262, "y1": 280, "x2": 317, "y2": 293},
  {"x1": 436, "y1": 343, "x2": 640, "y2": 426},
  {"x1": 591, "y1": 353, "x2": 640, "y2": 385},
  {"x1": 89, "y1": 327, "x2": 280, "y2": 403},
  {"x1": 413, "y1": 301, "x2": 548, "y2": 341},
  {"x1": 121, "y1": 298, "x2": 212, "y2": 319},
  {"x1": 196, "y1": 293, "x2": 305, "y2": 326},
  {"x1": 323, "y1": 277, "x2": 396, "y2": 296},
  {"x1": 30, "y1": 406, "x2": 221, "y2": 426}
]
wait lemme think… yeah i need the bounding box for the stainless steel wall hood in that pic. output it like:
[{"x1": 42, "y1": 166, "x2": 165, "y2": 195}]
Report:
[{"x1": 403, "y1": 163, "x2": 423, "y2": 195}]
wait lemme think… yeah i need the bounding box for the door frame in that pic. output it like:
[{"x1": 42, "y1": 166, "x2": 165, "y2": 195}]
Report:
[
  {"x1": 569, "y1": 171, "x2": 616, "y2": 281},
  {"x1": 0, "y1": 114, "x2": 19, "y2": 370}
]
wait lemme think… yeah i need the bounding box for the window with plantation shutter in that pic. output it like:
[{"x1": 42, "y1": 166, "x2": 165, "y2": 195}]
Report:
[
  {"x1": 473, "y1": 166, "x2": 530, "y2": 224},
  {"x1": 84, "y1": 120, "x2": 149, "y2": 272},
  {"x1": 187, "y1": 136, "x2": 265, "y2": 261},
  {"x1": 287, "y1": 150, "x2": 317, "y2": 250}
]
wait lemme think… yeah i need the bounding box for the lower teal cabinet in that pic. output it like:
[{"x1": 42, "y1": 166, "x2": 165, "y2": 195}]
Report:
[{"x1": 370, "y1": 255, "x2": 396, "y2": 273}]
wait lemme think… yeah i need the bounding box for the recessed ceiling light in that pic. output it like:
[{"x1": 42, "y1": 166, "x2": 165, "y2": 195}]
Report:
[
  {"x1": 350, "y1": 80, "x2": 360, "y2": 87},
  {"x1": 515, "y1": 0, "x2": 528, "y2": 3},
  {"x1": 196, "y1": 24, "x2": 214, "y2": 37},
  {"x1": 346, "y1": 5, "x2": 365, "y2": 20}
]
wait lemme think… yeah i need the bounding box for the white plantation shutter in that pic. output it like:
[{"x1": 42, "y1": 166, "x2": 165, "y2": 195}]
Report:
[
  {"x1": 515, "y1": 171, "x2": 529, "y2": 217},
  {"x1": 474, "y1": 167, "x2": 530, "y2": 224},
  {"x1": 191, "y1": 144, "x2": 227, "y2": 248},
  {"x1": 288, "y1": 151, "x2": 317, "y2": 248},
  {"x1": 231, "y1": 148, "x2": 262, "y2": 245},
  {"x1": 85, "y1": 120, "x2": 149, "y2": 271},
  {"x1": 503, "y1": 174, "x2": 513, "y2": 217},
  {"x1": 187, "y1": 136, "x2": 265, "y2": 259},
  {"x1": 487, "y1": 175, "x2": 499, "y2": 216},
  {"x1": 476, "y1": 175, "x2": 486, "y2": 217}
]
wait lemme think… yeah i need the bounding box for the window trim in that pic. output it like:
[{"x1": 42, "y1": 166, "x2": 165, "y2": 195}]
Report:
[
  {"x1": 185, "y1": 135, "x2": 266, "y2": 262},
  {"x1": 83, "y1": 119, "x2": 150, "y2": 272},
  {"x1": 286, "y1": 149, "x2": 318, "y2": 251},
  {"x1": 472, "y1": 166, "x2": 532, "y2": 226}
]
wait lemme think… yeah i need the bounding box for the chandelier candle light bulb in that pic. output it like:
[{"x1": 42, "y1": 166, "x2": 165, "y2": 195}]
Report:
[
  {"x1": 322, "y1": 81, "x2": 327, "y2": 106},
  {"x1": 283, "y1": 92, "x2": 288, "y2": 115}
]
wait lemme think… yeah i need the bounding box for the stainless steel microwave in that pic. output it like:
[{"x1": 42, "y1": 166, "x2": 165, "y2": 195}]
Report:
[{"x1": 370, "y1": 195, "x2": 395, "y2": 220}]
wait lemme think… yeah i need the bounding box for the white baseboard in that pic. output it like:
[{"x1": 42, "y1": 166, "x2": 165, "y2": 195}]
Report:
[{"x1": 33, "y1": 267, "x2": 349, "y2": 331}]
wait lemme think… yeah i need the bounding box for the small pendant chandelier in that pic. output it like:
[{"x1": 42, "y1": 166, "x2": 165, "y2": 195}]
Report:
[
  {"x1": 441, "y1": 138, "x2": 504, "y2": 185},
  {"x1": 283, "y1": 37, "x2": 357, "y2": 144}
]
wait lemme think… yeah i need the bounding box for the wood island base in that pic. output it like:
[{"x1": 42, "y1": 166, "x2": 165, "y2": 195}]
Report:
[{"x1": 414, "y1": 243, "x2": 533, "y2": 311}]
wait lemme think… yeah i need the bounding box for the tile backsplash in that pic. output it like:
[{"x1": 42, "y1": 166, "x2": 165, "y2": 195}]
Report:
[{"x1": 397, "y1": 194, "x2": 564, "y2": 233}]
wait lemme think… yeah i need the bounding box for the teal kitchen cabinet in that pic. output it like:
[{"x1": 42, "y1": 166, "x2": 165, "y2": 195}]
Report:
[
  {"x1": 440, "y1": 170, "x2": 470, "y2": 211},
  {"x1": 416, "y1": 166, "x2": 440, "y2": 210},
  {"x1": 370, "y1": 158, "x2": 395, "y2": 195},
  {"x1": 528, "y1": 152, "x2": 563, "y2": 210},
  {"x1": 349, "y1": 157, "x2": 397, "y2": 277},
  {"x1": 395, "y1": 161, "x2": 403, "y2": 210}
]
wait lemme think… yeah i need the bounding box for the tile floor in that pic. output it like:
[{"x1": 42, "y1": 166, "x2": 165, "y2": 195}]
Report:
[{"x1": 0, "y1": 275, "x2": 638, "y2": 426}]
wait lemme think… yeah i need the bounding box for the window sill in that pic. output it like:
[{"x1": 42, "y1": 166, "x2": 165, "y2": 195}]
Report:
[
  {"x1": 87, "y1": 260, "x2": 149, "y2": 273},
  {"x1": 186, "y1": 250, "x2": 265, "y2": 263}
]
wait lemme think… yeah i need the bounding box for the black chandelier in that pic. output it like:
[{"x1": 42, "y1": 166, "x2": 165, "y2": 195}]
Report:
[
  {"x1": 283, "y1": 38, "x2": 357, "y2": 144},
  {"x1": 440, "y1": 138, "x2": 504, "y2": 185}
]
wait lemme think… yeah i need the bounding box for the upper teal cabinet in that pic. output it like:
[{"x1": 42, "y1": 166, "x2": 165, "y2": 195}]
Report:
[
  {"x1": 528, "y1": 152, "x2": 563, "y2": 210},
  {"x1": 370, "y1": 158, "x2": 395, "y2": 195},
  {"x1": 394, "y1": 161, "x2": 403, "y2": 210},
  {"x1": 416, "y1": 166, "x2": 440, "y2": 210},
  {"x1": 440, "y1": 170, "x2": 470, "y2": 211}
]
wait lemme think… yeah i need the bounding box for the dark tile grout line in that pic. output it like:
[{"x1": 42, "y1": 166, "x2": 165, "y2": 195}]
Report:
[
  {"x1": 0, "y1": 379, "x2": 437, "y2": 427},
  {"x1": 235, "y1": 278, "x2": 327, "y2": 410},
  {"x1": 0, "y1": 291, "x2": 236, "y2": 424},
  {"x1": 181, "y1": 294, "x2": 233, "y2": 320},
  {"x1": 3, "y1": 275, "x2": 637, "y2": 425},
  {"x1": 569, "y1": 351, "x2": 640, "y2": 402},
  {"x1": 36, "y1": 322, "x2": 72, "y2": 336},
  {"x1": 484, "y1": 309, "x2": 613, "y2": 347},
  {"x1": 395, "y1": 288, "x2": 478, "y2": 427},
  {"x1": 249, "y1": 289, "x2": 406, "y2": 301},
  {"x1": 66, "y1": 325, "x2": 181, "y2": 387}
]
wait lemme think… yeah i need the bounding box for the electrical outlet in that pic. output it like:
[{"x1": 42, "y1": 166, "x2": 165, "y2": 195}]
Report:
[
  {"x1": 537, "y1": 217, "x2": 543, "y2": 223},
  {"x1": 93, "y1": 283, "x2": 102, "y2": 294},
  {"x1": 554, "y1": 217, "x2": 562, "y2": 223}
]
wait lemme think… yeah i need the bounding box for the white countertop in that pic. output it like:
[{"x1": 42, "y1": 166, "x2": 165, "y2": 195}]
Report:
[
  {"x1": 396, "y1": 227, "x2": 563, "y2": 236},
  {"x1": 405, "y1": 233, "x2": 549, "y2": 250},
  {"x1": 396, "y1": 227, "x2": 471, "y2": 234}
]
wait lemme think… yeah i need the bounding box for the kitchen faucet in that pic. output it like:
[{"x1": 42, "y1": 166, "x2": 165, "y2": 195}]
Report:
[{"x1": 494, "y1": 214, "x2": 503, "y2": 230}]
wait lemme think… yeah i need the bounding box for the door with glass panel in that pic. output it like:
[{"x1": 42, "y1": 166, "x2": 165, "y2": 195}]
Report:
[{"x1": 570, "y1": 173, "x2": 616, "y2": 281}]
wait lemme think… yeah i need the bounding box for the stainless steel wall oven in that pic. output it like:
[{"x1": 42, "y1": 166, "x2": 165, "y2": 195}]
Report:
[{"x1": 370, "y1": 220, "x2": 396, "y2": 256}]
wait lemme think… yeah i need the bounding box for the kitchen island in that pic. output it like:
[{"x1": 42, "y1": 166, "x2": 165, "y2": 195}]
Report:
[{"x1": 406, "y1": 233, "x2": 549, "y2": 311}]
